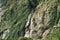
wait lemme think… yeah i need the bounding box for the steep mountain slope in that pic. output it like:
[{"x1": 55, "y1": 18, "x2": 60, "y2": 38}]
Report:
[{"x1": 0, "y1": 0, "x2": 60, "y2": 40}]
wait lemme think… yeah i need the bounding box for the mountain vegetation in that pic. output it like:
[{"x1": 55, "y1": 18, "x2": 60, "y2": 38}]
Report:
[{"x1": 0, "y1": 0, "x2": 60, "y2": 40}]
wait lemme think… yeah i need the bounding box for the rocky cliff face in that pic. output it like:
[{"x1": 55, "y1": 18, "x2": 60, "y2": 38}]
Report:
[
  {"x1": 0, "y1": 0, "x2": 60, "y2": 40},
  {"x1": 24, "y1": 0, "x2": 60, "y2": 40}
]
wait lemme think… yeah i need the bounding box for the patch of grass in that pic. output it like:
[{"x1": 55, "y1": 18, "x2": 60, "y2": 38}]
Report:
[{"x1": 18, "y1": 37, "x2": 33, "y2": 40}]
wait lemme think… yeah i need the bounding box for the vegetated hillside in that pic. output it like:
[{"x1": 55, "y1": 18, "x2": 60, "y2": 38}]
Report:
[{"x1": 0, "y1": 0, "x2": 60, "y2": 40}]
